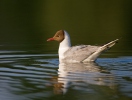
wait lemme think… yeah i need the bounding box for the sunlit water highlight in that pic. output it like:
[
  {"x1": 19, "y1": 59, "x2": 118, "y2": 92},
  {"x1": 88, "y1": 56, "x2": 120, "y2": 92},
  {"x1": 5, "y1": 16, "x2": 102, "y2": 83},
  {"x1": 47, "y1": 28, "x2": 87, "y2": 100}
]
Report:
[{"x1": 0, "y1": 50, "x2": 132, "y2": 100}]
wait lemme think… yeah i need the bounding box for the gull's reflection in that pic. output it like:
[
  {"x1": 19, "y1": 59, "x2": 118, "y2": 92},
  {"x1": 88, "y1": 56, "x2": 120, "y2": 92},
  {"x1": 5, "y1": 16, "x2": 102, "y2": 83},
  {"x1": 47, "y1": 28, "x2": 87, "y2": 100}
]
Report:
[{"x1": 53, "y1": 62, "x2": 116, "y2": 94}]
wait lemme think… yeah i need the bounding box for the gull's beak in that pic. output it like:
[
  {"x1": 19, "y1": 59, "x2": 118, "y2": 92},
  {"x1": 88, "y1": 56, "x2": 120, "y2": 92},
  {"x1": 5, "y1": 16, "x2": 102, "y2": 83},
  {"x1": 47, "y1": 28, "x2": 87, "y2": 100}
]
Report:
[{"x1": 47, "y1": 38, "x2": 54, "y2": 41}]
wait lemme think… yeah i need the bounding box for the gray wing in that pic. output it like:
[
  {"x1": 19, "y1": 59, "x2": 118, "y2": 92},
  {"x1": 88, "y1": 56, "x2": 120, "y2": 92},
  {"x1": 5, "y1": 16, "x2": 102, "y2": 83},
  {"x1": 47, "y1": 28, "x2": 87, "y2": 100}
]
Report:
[{"x1": 64, "y1": 45, "x2": 100, "y2": 62}]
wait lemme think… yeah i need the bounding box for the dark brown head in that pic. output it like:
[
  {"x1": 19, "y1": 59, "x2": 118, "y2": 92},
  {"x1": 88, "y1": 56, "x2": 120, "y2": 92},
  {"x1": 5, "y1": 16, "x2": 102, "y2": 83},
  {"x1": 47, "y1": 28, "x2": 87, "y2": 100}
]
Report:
[{"x1": 47, "y1": 30, "x2": 65, "y2": 42}]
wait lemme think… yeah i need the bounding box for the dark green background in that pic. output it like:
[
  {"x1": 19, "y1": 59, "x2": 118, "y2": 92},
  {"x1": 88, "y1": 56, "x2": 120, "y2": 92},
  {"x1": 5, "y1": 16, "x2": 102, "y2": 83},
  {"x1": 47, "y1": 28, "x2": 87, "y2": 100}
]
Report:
[{"x1": 0, "y1": 0, "x2": 132, "y2": 54}]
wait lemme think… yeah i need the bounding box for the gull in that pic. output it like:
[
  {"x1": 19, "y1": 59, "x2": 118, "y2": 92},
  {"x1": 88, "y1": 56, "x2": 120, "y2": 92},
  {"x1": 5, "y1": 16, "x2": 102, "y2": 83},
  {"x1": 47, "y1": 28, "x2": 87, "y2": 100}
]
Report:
[{"x1": 47, "y1": 30, "x2": 119, "y2": 63}]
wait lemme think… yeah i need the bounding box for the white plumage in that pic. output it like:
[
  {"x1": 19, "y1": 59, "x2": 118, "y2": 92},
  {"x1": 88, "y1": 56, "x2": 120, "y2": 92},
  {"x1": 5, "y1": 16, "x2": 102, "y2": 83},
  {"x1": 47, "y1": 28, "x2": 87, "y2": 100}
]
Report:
[{"x1": 47, "y1": 30, "x2": 119, "y2": 63}]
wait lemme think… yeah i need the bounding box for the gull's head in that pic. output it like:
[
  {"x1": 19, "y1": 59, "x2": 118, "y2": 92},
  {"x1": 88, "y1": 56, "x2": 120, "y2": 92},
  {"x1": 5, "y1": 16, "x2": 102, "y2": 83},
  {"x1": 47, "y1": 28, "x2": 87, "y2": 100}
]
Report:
[{"x1": 47, "y1": 30, "x2": 65, "y2": 42}]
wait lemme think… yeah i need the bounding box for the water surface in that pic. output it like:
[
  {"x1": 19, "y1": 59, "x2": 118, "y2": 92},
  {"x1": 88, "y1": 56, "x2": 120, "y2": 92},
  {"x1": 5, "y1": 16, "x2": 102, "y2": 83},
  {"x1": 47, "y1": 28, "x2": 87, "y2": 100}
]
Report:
[
  {"x1": 0, "y1": 1, "x2": 132, "y2": 100},
  {"x1": 0, "y1": 45, "x2": 132, "y2": 100}
]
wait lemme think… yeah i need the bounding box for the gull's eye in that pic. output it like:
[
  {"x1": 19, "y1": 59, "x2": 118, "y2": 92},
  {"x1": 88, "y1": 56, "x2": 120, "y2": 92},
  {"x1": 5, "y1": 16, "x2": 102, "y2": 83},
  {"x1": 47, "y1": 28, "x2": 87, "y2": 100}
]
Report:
[{"x1": 57, "y1": 35, "x2": 60, "y2": 37}]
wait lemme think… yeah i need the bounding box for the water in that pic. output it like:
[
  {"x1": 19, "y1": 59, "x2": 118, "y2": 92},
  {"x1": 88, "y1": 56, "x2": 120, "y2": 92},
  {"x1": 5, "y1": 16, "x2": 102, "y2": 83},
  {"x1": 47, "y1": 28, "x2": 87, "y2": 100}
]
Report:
[
  {"x1": 0, "y1": 1, "x2": 132, "y2": 100},
  {"x1": 0, "y1": 45, "x2": 132, "y2": 100}
]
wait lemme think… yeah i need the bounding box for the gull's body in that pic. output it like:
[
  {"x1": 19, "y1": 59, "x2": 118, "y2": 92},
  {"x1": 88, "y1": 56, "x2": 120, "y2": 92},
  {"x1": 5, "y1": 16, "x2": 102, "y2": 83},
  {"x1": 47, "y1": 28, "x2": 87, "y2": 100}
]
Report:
[{"x1": 47, "y1": 30, "x2": 119, "y2": 63}]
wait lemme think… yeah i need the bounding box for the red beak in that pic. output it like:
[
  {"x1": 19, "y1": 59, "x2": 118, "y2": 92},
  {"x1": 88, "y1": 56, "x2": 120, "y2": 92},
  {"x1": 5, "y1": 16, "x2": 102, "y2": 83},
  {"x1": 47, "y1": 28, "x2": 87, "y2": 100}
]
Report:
[{"x1": 47, "y1": 38, "x2": 54, "y2": 41}]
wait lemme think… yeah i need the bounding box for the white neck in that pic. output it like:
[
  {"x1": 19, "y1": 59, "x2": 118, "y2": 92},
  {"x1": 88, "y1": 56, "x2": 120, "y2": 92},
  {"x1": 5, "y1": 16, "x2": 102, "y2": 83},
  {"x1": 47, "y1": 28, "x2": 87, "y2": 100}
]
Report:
[{"x1": 59, "y1": 31, "x2": 71, "y2": 62}]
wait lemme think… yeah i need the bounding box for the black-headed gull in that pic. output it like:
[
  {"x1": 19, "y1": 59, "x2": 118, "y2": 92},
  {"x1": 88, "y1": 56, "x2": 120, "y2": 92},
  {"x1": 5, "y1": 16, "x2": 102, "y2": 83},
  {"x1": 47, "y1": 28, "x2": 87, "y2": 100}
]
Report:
[{"x1": 47, "y1": 30, "x2": 119, "y2": 63}]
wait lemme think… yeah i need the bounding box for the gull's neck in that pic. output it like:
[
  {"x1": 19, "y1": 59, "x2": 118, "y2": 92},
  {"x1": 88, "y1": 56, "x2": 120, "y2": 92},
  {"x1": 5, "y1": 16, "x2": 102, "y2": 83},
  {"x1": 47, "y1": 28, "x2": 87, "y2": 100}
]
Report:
[
  {"x1": 59, "y1": 31, "x2": 71, "y2": 62},
  {"x1": 59, "y1": 31, "x2": 71, "y2": 48}
]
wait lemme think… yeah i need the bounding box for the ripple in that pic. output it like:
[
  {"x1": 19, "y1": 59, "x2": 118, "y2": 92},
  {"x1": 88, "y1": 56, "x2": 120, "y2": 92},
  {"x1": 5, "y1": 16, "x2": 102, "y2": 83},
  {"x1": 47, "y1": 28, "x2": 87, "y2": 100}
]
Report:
[{"x1": 0, "y1": 50, "x2": 132, "y2": 99}]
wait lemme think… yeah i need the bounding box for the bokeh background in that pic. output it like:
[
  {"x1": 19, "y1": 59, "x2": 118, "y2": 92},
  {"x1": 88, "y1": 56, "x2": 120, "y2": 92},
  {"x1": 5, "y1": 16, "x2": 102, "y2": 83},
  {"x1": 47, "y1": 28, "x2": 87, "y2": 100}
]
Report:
[
  {"x1": 0, "y1": 0, "x2": 132, "y2": 55},
  {"x1": 0, "y1": 1, "x2": 132, "y2": 100}
]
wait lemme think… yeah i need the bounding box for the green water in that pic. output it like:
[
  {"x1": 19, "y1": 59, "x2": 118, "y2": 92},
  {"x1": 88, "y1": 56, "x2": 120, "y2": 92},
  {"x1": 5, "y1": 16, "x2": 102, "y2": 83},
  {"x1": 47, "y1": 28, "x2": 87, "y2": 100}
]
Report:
[{"x1": 0, "y1": 0, "x2": 132, "y2": 100}]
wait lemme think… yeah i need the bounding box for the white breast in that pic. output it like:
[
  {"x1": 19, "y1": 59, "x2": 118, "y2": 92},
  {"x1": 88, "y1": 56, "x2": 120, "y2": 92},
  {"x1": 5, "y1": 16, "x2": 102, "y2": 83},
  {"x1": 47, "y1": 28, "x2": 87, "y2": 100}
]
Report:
[
  {"x1": 59, "y1": 47, "x2": 69, "y2": 62},
  {"x1": 58, "y1": 31, "x2": 71, "y2": 62}
]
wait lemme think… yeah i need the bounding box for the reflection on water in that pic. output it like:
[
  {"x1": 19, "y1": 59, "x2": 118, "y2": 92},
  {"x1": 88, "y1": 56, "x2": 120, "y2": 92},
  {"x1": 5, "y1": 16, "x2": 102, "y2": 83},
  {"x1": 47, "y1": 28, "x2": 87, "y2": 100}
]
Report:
[
  {"x1": 0, "y1": 50, "x2": 132, "y2": 100},
  {"x1": 0, "y1": 50, "x2": 58, "y2": 100},
  {"x1": 56, "y1": 62, "x2": 116, "y2": 95},
  {"x1": 1, "y1": 0, "x2": 132, "y2": 99}
]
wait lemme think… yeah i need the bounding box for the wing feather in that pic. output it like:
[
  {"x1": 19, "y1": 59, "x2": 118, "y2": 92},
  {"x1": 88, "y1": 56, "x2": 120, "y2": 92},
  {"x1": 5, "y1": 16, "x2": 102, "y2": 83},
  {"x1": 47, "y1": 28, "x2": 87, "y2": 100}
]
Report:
[{"x1": 63, "y1": 45, "x2": 100, "y2": 62}]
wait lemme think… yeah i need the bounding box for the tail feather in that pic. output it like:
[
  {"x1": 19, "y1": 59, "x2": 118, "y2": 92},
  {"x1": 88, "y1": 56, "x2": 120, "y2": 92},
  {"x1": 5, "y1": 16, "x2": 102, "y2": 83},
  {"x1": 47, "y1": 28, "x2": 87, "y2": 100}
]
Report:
[
  {"x1": 83, "y1": 39, "x2": 119, "y2": 63},
  {"x1": 101, "y1": 39, "x2": 119, "y2": 49}
]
